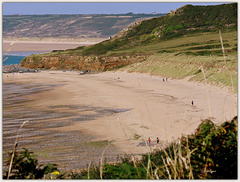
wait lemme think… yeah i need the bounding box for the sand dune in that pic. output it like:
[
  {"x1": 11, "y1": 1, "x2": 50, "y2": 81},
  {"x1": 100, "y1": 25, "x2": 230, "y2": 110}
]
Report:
[{"x1": 3, "y1": 70, "x2": 237, "y2": 155}]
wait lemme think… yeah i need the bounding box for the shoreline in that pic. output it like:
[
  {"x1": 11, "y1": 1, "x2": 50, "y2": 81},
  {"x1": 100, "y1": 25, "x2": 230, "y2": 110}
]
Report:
[
  {"x1": 3, "y1": 37, "x2": 106, "y2": 43},
  {"x1": 2, "y1": 38, "x2": 104, "y2": 52}
]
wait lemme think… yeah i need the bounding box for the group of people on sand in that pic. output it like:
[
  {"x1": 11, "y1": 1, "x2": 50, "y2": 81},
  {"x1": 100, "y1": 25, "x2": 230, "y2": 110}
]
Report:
[
  {"x1": 162, "y1": 77, "x2": 195, "y2": 106},
  {"x1": 147, "y1": 137, "x2": 159, "y2": 146},
  {"x1": 162, "y1": 78, "x2": 168, "y2": 82}
]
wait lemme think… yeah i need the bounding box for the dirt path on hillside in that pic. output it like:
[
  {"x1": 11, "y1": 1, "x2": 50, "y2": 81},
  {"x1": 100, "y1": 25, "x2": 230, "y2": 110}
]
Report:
[{"x1": 3, "y1": 70, "x2": 237, "y2": 157}]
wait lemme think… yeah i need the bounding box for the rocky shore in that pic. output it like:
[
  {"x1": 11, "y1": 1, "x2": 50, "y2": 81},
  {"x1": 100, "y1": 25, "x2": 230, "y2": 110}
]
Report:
[{"x1": 3, "y1": 64, "x2": 38, "y2": 73}]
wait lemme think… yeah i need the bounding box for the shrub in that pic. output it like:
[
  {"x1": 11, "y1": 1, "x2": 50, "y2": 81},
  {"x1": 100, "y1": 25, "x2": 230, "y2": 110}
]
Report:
[
  {"x1": 4, "y1": 148, "x2": 58, "y2": 179},
  {"x1": 186, "y1": 117, "x2": 237, "y2": 179},
  {"x1": 104, "y1": 163, "x2": 147, "y2": 179}
]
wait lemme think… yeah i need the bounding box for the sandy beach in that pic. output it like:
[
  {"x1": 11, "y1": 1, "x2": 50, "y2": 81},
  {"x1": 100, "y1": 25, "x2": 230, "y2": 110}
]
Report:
[
  {"x1": 3, "y1": 70, "x2": 237, "y2": 158},
  {"x1": 3, "y1": 40, "x2": 100, "y2": 52}
]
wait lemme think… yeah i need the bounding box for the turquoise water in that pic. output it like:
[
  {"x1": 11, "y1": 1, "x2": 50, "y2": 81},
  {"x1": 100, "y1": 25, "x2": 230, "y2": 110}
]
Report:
[
  {"x1": 3, "y1": 55, "x2": 26, "y2": 65},
  {"x1": 2, "y1": 51, "x2": 46, "y2": 65}
]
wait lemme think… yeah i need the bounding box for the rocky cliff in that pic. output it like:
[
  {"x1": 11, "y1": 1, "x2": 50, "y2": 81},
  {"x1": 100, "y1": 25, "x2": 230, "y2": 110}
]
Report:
[{"x1": 20, "y1": 54, "x2": 147, "y2": 71}]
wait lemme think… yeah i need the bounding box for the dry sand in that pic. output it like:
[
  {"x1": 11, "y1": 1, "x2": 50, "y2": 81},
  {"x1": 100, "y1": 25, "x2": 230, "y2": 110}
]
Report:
[
  {"x1": 3, "y1": 40, "x2": 99, "y2": 52},
  {"x1": 3, "y1": 70, "x2": 237, "y2": 155}
]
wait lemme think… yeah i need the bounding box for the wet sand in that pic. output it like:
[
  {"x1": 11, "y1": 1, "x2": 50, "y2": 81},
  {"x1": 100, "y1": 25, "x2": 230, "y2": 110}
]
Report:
[
  {"x1": 2, "y1": 79, "x2": 123, "y2": 172},
  {"x1": 2, "y1": 70, "x2": 237, "y2": 171}
]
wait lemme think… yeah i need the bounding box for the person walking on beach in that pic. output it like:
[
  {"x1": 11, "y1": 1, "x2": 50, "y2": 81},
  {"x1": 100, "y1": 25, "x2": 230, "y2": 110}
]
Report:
[
  {"x1": 192, "y1": 100, "x2": 194, "y2": 105},
  {"x1": 156, "y1": 137, "x2": 159, "y2": 144},
  {"x1": 148, "y1": 137, "x2": 151, "y2": 146}
]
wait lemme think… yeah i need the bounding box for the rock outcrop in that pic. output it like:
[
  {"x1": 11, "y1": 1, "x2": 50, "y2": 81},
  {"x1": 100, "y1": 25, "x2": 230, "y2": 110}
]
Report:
[
  {"x1": 3, "y1": 64, "x2": 37, "y2": 73},
  {"x1": 20, "y1": 54, "x2": 148, "y2": 71}
]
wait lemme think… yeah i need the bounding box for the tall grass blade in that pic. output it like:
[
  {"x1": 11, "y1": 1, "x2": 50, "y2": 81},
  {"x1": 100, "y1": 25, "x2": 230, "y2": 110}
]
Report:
[
  {"x1": 87, "y1": 161, "x2": 91, "y2": 179},
  {"x1": 201, "y1": 66, "x2": 212, "y2": 118},
  {"x1": 154, "y1": 169, "x2": 159, "y2": 180},
  {"x1": 7, "y1": 120, "x2": 29, "y2": 179},
  {"x1": 161, "y1": 155, "x2": 171, "y2": 179},
  {"x1": 3, "y1": 40, "x2": 17, "y2": 63},
  {"x1": 100, "y1": 148, "x2": 106, "y2": 180},
  {"x1": 131, "y1": 155, "x2": 141, "y2": 178},
  {"x1": 219, "y1": 30, "x2": 226, "y2": 64},
  {"x1": 146, "y1": 154, "x2": 150, "y2": 179}
]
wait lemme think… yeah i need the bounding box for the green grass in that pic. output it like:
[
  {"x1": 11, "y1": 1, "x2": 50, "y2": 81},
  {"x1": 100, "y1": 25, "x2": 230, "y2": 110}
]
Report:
[
  {"x1": 68, "y1": 3, "x2": 237, "y2": 56},
  {"x1": 133, "y1": 134, "x2": 141, "y2": 140},
  {"x1": 112, "y1": 31, "x2": 237, "y2": 56},
  {"x1": 117, "y1": 30, "x2": 237, "y2": 91},
  {"x1": 41, "y1": 30, "x2": 237, "y2": 57},
  {"x1": 121, "y1": 52, "x2": 237, "y2": 91},
  {"x1": 83, "y1": 140, "x2": 110, "y2": 148},
  {"x1": 38, "y1": 3, "x2": 236, "y2": 57}
]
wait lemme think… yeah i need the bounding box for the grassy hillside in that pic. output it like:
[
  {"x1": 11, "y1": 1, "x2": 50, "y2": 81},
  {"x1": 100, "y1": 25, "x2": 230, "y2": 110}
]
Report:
[
  {"x1": 3, "y1": 13, "x2": 164, "y2": 38},
  {"x1": 42, "y1": 3, "x2": 236, "y2": 56},
  {"x1": 121, "y1": 31, "x2": 237, "y2": 91},
  {"x1": 22, "y1": 3, "x2": 237, "y2": 90},
  {"x1": 74, "y1": 3, "x2": 237, "y2": 56}
]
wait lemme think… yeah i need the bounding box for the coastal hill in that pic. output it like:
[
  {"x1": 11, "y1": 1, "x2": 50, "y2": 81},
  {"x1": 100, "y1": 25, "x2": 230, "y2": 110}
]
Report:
[
  {"x1": 3, "y1": 13, "x2": 164, "y2": 39},
  {"x1": 21, "y1": 3, "x2": 237, "y2": 90},
  {"x1": 78, "y1": 3, "x2": 237, "y2": 56}
]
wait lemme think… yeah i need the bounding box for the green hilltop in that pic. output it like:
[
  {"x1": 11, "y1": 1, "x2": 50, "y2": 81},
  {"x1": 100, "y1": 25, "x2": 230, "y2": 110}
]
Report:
[{"x1": 59, "y1": 3, "x2": 237, "y2": 56}]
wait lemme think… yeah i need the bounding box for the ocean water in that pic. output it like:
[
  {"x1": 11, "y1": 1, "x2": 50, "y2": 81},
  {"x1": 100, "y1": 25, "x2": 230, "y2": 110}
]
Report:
[
  {"x1": 2, "y1": 51, "x2": 47, "y2": 65},
  {"x1": 3, "y1": 55, "x2": 26, "y2": 65}
]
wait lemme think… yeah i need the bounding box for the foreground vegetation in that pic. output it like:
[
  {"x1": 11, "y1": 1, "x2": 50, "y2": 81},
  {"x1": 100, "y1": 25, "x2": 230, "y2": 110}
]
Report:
[{"x1": 4, "y1": 116, "x2": 237, "y2": 179}]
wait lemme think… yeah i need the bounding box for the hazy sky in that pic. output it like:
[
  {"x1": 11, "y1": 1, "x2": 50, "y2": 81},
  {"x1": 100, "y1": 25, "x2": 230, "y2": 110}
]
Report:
[{"x1": 2, "y1": 2, "x2": 227, "y2": 15}]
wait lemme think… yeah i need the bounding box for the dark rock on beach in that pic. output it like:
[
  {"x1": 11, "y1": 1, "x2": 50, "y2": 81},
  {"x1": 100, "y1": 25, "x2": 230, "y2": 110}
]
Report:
[
  {"x1": 3, "y1": 64, "x2": 38, "y2": 73},
  {"x1": 79, "y1": 69, "x2": 90, "y2": 75}
]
